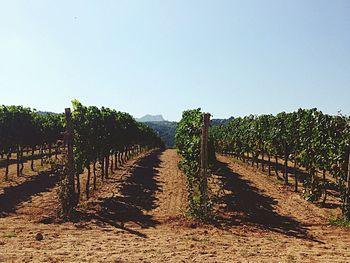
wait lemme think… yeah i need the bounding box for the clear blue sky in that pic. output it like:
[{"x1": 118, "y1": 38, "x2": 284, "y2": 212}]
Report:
[{"x1": 0, "y1": 1, "x2": 349, "y2": 121}]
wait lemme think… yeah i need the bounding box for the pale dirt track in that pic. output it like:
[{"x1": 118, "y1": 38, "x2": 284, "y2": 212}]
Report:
[{"x1": 0, "y1": 150, "x2": 350, "y2": 263}]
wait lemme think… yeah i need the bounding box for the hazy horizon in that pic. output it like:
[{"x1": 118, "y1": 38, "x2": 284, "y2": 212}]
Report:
[{"x1": 1, "y1": 1, "x2": 349, "y2": 121}]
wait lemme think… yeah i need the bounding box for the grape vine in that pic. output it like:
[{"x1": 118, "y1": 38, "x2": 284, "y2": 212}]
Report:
[
  {"x1": 210, "y1": 108, "x2": 350, "y2": 219},
  {"x1": 175, "y1": 108, "x2": 215, "y2": 220}
]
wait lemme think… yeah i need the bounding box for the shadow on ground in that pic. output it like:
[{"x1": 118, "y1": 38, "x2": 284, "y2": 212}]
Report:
[
  {"x1": 80, "y1": 150, "x2": 163, "y2": 238},
  {"x1": 222, "y1": 153, "x2": 341, "y2": 210},
  {"x1": 214, "y1": 159, "x2": 322, "y2": 242},
  {"x1": 0, "y1": 151, "x2": 61, "y2": 168},
  {"x1": 0, "y1": 171, "x2": 59, "y2": 217}
]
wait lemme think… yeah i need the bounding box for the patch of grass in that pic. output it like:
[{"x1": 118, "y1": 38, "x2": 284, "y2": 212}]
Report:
[
  {"x1": 2, "y1": 232, "x2": 17, "y2": 238},
  {"x1": 266, "y1": 237, "x2": 275, "y2": 242},
  {"x1": 187, "y1": 235, "x2": 210, "y2": 243},
  {"x1": 191, "y1": 235, "x2": 201, "y2": 242},
  {"x1": 274, "y1": 177, "x2": 284, "y2": 185},
  {"x1": 329, "y1": 216, "x2": 350, "y2": 228}
]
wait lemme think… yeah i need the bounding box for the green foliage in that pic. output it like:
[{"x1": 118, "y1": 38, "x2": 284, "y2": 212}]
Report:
[
  {"x1": 211, "y1": 108, "x2": 350, "y2": 219},
  {"x1": 144, "y1": 121, "x2": 177, "y2": 148},
  {"x1": 2, "y1": 232, "x2": 17, "y2": 238},
  {"x1": 71, "y1": 100, "x2": 163, "y2": 176},
  {"x1": 0, "y1": 102, "x2": 163, "y2": 218},
  {"x1": 0, "y1": 105, "x2": 64, "y2": 158},
  {"x1": 302, "y1": 176, "x2": 322, "y2": 201},
  {"x1": 329, "y1": 215, "x2": 350, "y2": 228},
  {"x1": 175, "y1": 109, "x2": 213, "y2": 220},
  {"x1": 57, "y1": 176, "x2": 79, "y2": 219}
]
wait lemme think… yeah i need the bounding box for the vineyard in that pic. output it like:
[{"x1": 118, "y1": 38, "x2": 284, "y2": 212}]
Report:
[
  {"x1": 1, "y1": 106, "x2": 350, "y2": 262},
  {"x1": 210, "y1": 108, "x2": 350, "y2": 220},
  {"x1": 0, "y1": 105, "x2": 64, "y2": 180},
  {"x1": 0, "y1": 101, "x2": 163, "y2": 218}
]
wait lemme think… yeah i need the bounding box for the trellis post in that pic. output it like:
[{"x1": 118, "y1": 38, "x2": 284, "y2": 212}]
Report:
[
  {"x1": 200, "y1": 113, "x2": 210, "y2": 216},
  {"x1": 65, "y1": 108, "x2": 75, "y2": 196}
]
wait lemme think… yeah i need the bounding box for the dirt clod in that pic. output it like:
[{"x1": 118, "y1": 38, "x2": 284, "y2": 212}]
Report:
[{"x1": 35, "y1": 232, "x2": 43, "y2": 241}]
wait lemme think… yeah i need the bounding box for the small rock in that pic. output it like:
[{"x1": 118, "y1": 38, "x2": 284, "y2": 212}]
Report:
[
  {"x1": 35, "y1": 233, "x2": 43, "y2": 241},
  {"x1": 190, "y1": 223, "x2": 197, "y2": 229}
]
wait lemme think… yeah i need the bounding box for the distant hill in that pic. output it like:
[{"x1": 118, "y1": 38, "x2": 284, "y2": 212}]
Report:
[
  {"x1": 137, "y1": 114, "x2": 165, "y2": 122},
  {"x1": 211, "y1": 117, "x2": 234, "y2": 126},
  {"x1": 138, "y1": 115, "x2": 232, "y2": 148},
  {"x1": 143, "y1": 121, "x2": 177, "y2": 148},
  {"x1": 37, "y1": 111, "x2": 59, "y2": 115}
]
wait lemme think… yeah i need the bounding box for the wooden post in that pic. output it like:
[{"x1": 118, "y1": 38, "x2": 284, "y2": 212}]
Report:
[
  {"x1": 294, "y1": 159, "x2": 298, "y2": 192},
  {"x1": 347, "y1": 152, "x2": 350, "y2": 196},
  {"x1": 65, "y1": 108, "x2": 75, "y2": 196},
  {"x1": 16, "y1": 147, "x2": 20, "y2": 176},
  {"x1": 345, "y1": 151, "x2": 350, "y2": 213},
  {"x1": 284, "y1": 144, "x2": 288, "y2": 185},
  {"x1": 200, "y1": 113, "x2": 210, "y2": 216}
]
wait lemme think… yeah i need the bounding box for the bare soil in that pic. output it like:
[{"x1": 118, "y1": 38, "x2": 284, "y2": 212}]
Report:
[{"x1": 0, "y1": 150, "x2": 349, "y2": 262}]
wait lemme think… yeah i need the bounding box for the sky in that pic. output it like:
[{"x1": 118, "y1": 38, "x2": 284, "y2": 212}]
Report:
[{"x1": 0, "y1": 1, "x2": 349, "y2": 121}]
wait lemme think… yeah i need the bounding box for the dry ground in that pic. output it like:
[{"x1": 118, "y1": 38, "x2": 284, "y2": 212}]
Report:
[{"x1": 0, "y1": 149, "x2": 349, "y2": 262}]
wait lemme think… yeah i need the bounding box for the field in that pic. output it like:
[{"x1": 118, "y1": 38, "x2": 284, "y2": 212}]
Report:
[
  {"x1": 2, "y1": 1, "x2": 349, "y2": 262},
  {"x1": 1, "y1": 149, "x2": 349, "y2": 263}
]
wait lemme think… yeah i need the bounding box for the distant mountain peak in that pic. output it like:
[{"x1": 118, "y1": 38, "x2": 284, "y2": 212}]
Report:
[{"x1": 136, "y1": 114, "x2": 165, "y2": 122}]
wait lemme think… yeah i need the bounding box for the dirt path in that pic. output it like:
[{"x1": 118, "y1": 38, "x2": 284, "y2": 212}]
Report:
[
  {"x1": 212, "y1": 155, "x2": 350, "y2": 262},
  {"x1": 0, "y1": 149, "x2": 190, "y2": 262},
  {"x1": 148, "y1": 149, "x2": 187, "y2": 221},
  {"x1": 1, "y1": 150, "x2": 350, "y2": 262}
]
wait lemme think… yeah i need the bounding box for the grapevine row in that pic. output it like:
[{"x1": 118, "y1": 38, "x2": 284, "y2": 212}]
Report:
[
  {"x1": 175, "y1": 109, "x2": 215, "y2": 220},
  {"x1": 0, "y1": 102, "x2": 163, "y2": 218},
  {"x1": 70, "y1": 100, "x2": 163, "y2": 201},
  {"x1": 210, "y1": 108, "x2": 350, "y2": 219},
  {"x1": 0, "y1": 105, "x2": 64, "y2": 180}
]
